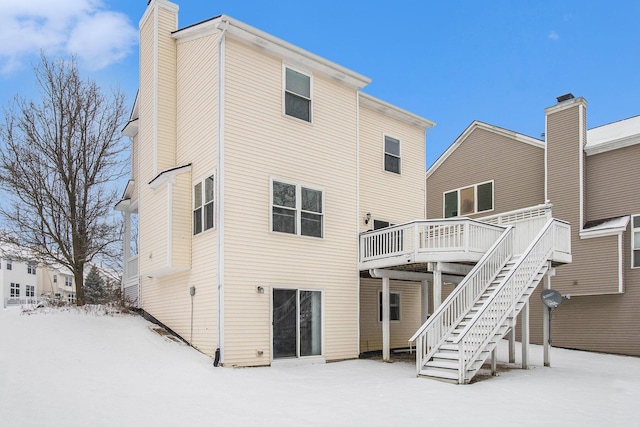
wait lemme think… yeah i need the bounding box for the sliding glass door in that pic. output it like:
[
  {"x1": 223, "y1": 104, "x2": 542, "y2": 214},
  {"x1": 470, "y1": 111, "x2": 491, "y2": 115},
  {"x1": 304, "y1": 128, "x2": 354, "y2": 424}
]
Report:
[{"x1": 273, "y1": 289, "x2": 322, "y2": 359}]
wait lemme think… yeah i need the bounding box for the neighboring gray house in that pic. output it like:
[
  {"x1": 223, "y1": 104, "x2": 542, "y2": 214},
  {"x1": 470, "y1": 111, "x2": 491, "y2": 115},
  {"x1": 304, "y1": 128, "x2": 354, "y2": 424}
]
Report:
[{"x1": 427, "y1": 95, "x2": 640, "y2": 357}]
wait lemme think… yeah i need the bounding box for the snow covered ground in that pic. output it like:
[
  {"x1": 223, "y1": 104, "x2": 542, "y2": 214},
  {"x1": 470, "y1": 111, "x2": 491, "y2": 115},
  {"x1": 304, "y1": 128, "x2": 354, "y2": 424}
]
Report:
[{"x1": 1, "y1": 305, "x2": 638, "y2": 426}]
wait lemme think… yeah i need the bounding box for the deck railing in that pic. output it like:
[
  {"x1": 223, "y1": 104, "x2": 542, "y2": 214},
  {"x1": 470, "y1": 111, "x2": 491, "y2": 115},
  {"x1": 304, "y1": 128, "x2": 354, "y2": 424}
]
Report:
[
  {"x1": 453, "y1": 218, "x2": 570, "y2": 383},
  {"x1": 481, "y1": 203, "x2": 552, "y2": 254},
  {"x1": 408, "y1": 225, "x2": 514, "y2": 374},
  {"x1": 359, "y1": 219, "x2": 505, "y2": 265}
]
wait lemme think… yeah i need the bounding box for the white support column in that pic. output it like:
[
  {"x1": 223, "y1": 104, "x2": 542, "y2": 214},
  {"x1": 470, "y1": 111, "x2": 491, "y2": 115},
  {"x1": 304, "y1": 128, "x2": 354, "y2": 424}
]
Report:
[
  {"x1": 433, "y1": 264, "x2": 442, "y2": 309},
  {"x1": 491, "y1": 347, "x2": 497, "y2": 376},
  {"x1": 521, "y1": 300, "x2": 530, "y2": 369},
  {"x1": 123, "y1": 211, "x2": 131, "y2": 283},
  {"x1": 543, "y1": 271, "x2": 552, "y2": 367},
  {"x1": 382, "y1": 276, "x2": 390, "y2": 362},
  {"x1": 421, "y1": 280, "x2": 429, "y2": 323},
  {"x1": 508, "y1": 327, "x2": 516, "y2": 364}
]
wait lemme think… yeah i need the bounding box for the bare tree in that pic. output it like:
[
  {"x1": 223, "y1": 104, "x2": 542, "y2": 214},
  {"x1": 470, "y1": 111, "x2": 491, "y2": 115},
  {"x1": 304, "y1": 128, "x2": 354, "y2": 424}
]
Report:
[{"x1": 0, "y1": 54, "x2": 128, "y2": 305}]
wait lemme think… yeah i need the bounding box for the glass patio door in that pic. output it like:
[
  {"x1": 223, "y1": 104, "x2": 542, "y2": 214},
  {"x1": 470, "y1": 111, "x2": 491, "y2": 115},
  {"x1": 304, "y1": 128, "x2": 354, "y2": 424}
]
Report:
[{"x1": 273, "y1": 289, "x2": 322, "y2": 359}]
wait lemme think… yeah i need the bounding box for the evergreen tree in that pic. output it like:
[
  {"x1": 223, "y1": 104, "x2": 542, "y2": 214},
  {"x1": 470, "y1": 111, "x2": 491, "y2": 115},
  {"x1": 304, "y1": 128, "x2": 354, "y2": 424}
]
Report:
[{"x1": 84, "y1": 265, "x2": 108, "y2": 304}]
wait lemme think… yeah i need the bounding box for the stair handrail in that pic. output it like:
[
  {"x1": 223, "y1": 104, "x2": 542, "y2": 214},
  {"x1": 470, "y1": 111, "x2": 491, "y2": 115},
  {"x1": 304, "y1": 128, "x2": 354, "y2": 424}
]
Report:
[
  {"x1": 408, "y1": 225, "x2": 513, "y2": 375},
  {"x1": 453, "y1": 218, "x2": 568, "y2": 383}
]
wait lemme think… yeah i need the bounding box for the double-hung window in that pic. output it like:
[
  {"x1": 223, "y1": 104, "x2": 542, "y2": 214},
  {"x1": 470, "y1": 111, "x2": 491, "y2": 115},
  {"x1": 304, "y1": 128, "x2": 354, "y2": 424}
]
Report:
[
  {"x1": 26, "y1": 285, "x2": 35, "y2": 297},
  {"x1": 444, "y1": 181, "x2": 494, "y2": 218},
  {"x1": 28, "y1": 263, "x2": 36, "y2": 274},
  {"x1": 6, "y1": 260, "x2": 12, "y2": 270},
  {"x1": 65, "y1": 276, "x2": 72, "y2": 287},
  {"x1": 284, "y1": 66, "x2": 312, "y2": 122},
  {"x1": 193, "y1": 175, "x2": 215, "y2": 235},
  {"x1": 272, "y1": 180, "x2": 323, "y2": 238},
  {"x1": 384, "y1": 135, "x2": 401, "y2": 174},
  {"x1": 633, "y1": 215, "x2": 640, "y2": 268}
]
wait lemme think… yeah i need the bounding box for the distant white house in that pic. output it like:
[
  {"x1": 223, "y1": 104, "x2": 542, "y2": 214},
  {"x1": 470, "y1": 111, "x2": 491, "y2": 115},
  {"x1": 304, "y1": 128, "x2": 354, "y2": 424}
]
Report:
[{"x1": 1, "y1": 245, "x2": 39, "y2": 307}]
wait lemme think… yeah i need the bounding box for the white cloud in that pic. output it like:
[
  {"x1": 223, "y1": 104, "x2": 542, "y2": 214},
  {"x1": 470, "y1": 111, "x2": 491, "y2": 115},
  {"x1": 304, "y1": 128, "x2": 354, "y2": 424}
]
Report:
[
  {"x1": 0, "y1": 0, "x2": 137, "y2": 74},
  {"x1": 548, "y1": 31, "x2": 560, "y2": 41}
]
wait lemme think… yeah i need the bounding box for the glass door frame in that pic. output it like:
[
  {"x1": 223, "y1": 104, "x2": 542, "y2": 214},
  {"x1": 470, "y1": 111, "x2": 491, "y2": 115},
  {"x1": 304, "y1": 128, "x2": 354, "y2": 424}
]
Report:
[{"x1": 271, "y1": 287, "x2": 324, "y2": 362}]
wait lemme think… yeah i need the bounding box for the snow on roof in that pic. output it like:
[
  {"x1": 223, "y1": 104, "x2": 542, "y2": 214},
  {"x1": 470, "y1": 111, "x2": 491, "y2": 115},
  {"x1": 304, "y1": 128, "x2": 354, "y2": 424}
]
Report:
[
  {"x1": 585, "y1": 115, "x2": 640, "y2": 155},
  {"x1": 581, "y1": 215, "x2": 629, "y2": 238}
]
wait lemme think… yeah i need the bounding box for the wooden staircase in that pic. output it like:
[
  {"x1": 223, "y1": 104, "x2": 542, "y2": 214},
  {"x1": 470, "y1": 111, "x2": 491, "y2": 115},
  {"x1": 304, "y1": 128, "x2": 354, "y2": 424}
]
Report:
[
  {"x1": 410, "y1": 217, "x2": 568, "y2": 384},
  {"x1": 418, "y1": 258, "x2": 548, "y2": 382}
]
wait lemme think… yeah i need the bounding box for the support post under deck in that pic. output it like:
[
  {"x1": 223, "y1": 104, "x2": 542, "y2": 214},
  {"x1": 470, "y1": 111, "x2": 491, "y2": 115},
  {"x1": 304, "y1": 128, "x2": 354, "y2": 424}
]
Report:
[{"x1": 382, "y1": 276, "x2": 390, "y2": 362}]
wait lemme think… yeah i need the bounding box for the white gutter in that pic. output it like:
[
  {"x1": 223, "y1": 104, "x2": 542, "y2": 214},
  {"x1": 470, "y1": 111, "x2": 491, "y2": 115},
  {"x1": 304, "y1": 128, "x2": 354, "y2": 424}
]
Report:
[{"x1": 216, "y1": 19, "x2": 229, "y2": 365}]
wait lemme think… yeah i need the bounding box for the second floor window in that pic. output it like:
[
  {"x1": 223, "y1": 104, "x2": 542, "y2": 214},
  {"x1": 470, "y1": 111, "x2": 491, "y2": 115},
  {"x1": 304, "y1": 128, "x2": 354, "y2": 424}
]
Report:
[
  {"x1": 444, "y1": 181, "x2": 494, "y2": 218},
  {"x1": 384, "y1": 135, "x2": 401, "y2": 174},
  {"x1": 28, "y1": 263, "x2": 36, "y2": 274},
  {"x1": 193, "y1": 175, "x2": 215, "y2": 235},
  {"x1": 6, "y1": 260, "x2": 12, "y2": 270},
  {"x1": 53, "y1": 275, "x2": 58, "y2": 283},
  {"x1": 633, "y1": 215, "x2": 640, "y2": 268},
  {"x1": 284, "y1": 66, "x2": 311, "y2": 122},
  {"x1": 65, "y1": 276, "x2": 72, "y2": 287},
  {"x1": 272, "y1": 180, "x2": 323, "y2": 238}
]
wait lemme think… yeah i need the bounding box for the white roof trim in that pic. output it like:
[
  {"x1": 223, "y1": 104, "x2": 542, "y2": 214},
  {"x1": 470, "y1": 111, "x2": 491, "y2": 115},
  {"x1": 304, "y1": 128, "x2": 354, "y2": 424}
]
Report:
[
  {"x1": 173, "y1": 15, "x2": 371, "y2": 90},
  {"x1": 149, "y1": 164, "x2": 192, "y2": 190},
  {"x1": 359, "y1": 93, "x2": 435, "y2": 129},
  {"x1": 579, "y1": 216, "x2": 629, "y2": 239},
  {"x1": 426, "y1": 121, "x2": 543, "y2": 178},
  {"x1": 585, "y1": 115, "x2": 640, "y2": 156}
]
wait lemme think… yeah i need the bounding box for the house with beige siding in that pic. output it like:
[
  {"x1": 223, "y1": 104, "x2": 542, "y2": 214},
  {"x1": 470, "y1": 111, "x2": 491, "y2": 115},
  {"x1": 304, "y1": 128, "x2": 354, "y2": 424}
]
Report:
[
  {"x1": 426, "y1": 94, "x2": 640, "y2": 358},
  {"x1": 118, "y1": 1, "x2": 572, "y2": 384},
  {"x1": 117, "y1": 0, "x2": 438, "y2": 368}
]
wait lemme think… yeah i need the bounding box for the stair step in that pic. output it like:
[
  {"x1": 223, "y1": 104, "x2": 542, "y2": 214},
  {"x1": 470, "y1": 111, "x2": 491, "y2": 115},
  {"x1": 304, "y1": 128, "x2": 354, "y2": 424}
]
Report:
[
  {"x1": 426, "y1": 359, "x2": 459, "y2": 370},
  {"x1": 419, "y1": 367, "x2": 459, "y2": 381},
  {"x1": 432, "y1": 351, "x2": 459, "y2": 361}
]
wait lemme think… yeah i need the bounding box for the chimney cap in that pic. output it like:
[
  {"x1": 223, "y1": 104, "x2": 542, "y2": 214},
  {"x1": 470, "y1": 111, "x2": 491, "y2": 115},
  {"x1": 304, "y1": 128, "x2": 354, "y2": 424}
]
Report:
[{"x1": 556, "y1": 93, "x2": 575, "y2": 103}]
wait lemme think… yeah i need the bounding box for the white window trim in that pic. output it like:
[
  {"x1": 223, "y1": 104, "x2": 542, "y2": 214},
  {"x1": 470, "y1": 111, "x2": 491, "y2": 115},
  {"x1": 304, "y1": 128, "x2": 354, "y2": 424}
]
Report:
[
  {"x1": 443, "y1": 180, "x2": 495, "y2": 218},
  {"x1": 270, "y1": 287, "x2": 325, "y2": 364},
  {"x1": 282, "y1": 64, "x2": 313, "y2": 123},
  {"x1": 270, "y1": 177, "x2": 324, "y2": 239},
  {"x1": 193, "y1": 172, "x2": 216, "y2": 236},
  {"x1": 378, "y1": 290, "x2": 401, "y2": 323},
  {"x1": 632, "y1": 214, "x2": 640, "y2": 269},
  {"x1": 383, "y1": 134, "x2": 402, "y2": 175}
]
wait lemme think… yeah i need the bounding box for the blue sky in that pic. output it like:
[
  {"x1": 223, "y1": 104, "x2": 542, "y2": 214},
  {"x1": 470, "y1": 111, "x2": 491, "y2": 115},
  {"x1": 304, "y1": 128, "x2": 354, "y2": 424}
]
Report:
[{"x1": 1, "y1": 0, "x2": 639, "y2": 167}]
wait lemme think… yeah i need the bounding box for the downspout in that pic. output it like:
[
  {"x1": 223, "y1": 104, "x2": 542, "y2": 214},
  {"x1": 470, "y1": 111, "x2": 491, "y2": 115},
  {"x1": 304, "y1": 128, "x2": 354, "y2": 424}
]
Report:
[
  {"x1": 355, "y1": 90, "x2": 361, "y2": 356},
  {"x1": 215, "y1": 19, "x2": 229, "y2": 367}
]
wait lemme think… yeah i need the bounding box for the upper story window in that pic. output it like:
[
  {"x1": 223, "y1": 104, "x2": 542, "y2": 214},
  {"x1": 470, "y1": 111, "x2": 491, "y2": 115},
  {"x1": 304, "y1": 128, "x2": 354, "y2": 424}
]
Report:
[
  {"x1": 284, "y1": 66, "x2": 312, "y2": 122},
  {"x1": 53, "y1": 274, "x2": 58, "y2": 283},
  {"x1": 444, "y1": 181, "x2": 494, "y2": 218},
  {"x1": 633, "y1": 215, "x2": 640, "y2": 269},
  {"x1": 6, "y1": 260, "x2": 12, "y2": 270},
  {"x1": 384, "y1": 135, "x2": 401, "y2": 174},
  {"x1": 272, "y1": 179, "x2": 323, "y2": 238},
  {"x1": 193, "y1": 175, "x2": 215, "y2": 235},
  {"x1": 65, "y1": 276, "x2": 72, "y2": 287},
  {"x1": 27, "y1": 263, "x2": 36, "y2": 275}
]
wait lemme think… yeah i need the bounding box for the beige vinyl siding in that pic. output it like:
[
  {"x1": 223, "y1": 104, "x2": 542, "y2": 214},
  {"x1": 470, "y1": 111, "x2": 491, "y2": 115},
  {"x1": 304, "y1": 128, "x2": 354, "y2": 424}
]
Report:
[
  {"x1": 222, "y1": 38, "x2": 359, "y2": 366},
  {"x1": 136, "y1": 4, "x2": 218, "y2": 356},
  {"x1": 359, "y1": 106, "x2": 426, "y2": 231},
  {"x1": 155, "y1": 6, "x2": 177, "y2": 174},
  {"x1": 131, "y1": 134, "x2": 139, "y2": 203},
  {"x1": 359, "y1": 279, "x2": 422, "y2": 352},
  {"x1": 426, "y1": 128, "x2": 544, "y2": 219},
  {"x1": 176, "y1": 34, "x2": 218, "y2": 170}
]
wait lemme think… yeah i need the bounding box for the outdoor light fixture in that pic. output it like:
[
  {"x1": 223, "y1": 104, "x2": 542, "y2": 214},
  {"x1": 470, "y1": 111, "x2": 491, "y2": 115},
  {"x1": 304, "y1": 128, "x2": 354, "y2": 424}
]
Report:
[
  {"x1": 365, "y1": 212, "x2": 371, "y2": 224},
  {"x1": 257, "y1": 286, "x2": 264, "y2": 294}
]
